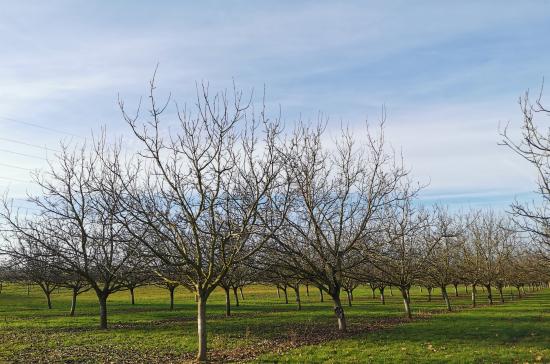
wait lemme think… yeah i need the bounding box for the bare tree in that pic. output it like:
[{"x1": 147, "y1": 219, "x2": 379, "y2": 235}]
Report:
[
  {"x1": 267, "y1": 120, "x2": 411, "y2": 331},
  {"x1": 1, "y1": 135, "x2": 146, "y2": 329},
  {"x1": 501, "y1": 84, "x2": 550, "y2": 260},
  {"x1": 117, "y1": 76, "x2": 283, "y2": 361}
]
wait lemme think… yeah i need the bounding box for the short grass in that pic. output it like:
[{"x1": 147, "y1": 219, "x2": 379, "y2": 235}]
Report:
[{"x1": 0, "y1": 282, "x2": 548, "y2": 363}]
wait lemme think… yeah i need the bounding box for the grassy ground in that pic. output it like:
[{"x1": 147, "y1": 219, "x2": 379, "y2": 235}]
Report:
[{"x1": 0, "y1": 283, "x2": 548, "y2": 363}]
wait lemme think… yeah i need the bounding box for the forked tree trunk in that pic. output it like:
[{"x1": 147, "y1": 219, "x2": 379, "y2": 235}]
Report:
[
  {"x1": 401, "y1": 287, "x2": 412, "y2": 319},
  {"x1": 371, "y1": 287, "x2": 376, "y2": 299},
  {"x1": 332, "y1": 294, "x2": 347, "y2": 331},
  {"x1": 232, "y1": 287, "x2": 240, "y2": 307},
  {"x1": 379, "y1": 287, "x2": 385, "y2": 305},
  {"x1": 70, "y1": 288, "x2": 78, "y2": 316},
  {"x1": 224, "y1": 286, "x2": 231, "y2": 317},
  {"x1": 294, "y1": 285, "x2": 301, "y2": 310},
  {"x1": 441, "y1": 286, "x2": 452, "y2": 311},
  {"x1": 197, "y1": 295, "x2": 207, "y2": 362},
  {"x1": 465, "y1": 285, "x2": 469, "y2": 294},
  {"x1": 276, "y1": 286, "x2": 281, "y2": 299},
  {"x1": 453, "y1": 283, "x2": 459, "y2": 297},
  {"x1": 169, "y1": 286, "x2": 175, "y2": 310},
  {"x1": 239, "y1": 287, "x2": 244, "y2": 300}
]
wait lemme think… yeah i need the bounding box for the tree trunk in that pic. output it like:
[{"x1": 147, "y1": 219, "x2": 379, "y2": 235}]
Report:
[
  {"x1": 70, "y1": 288, "x2": 77, "y2": 316},
  {"x1": 197, "y1": 295, "x2": 207, "y2": 362},
  {"x1": 453, "y1": 283, "x2": 459, "y2": 297},
  {"x1": 332, "y1": 294, "x2": 347, "y2": 331},
  {"x1": 427, "y1": 287, "x2": 432, "y2": 302},
  {"x1": 390, "y1": 285, "x2": 393, "y2": 296},
  {"x1": 277, "y1": 286, "x2": 280, "y2": 298},
  {"x1": 380, "y1": 287, "x2": 385, "y2": 305},
  {"x1": 169, "y1": 286, "x2": 175, "y2": 310},
  {"x1": 465, "y1": 284, "x2": 469, "y2": 294},
  {"x1": 306, "y1": 284, "x2": 309, "y2": 297},
  {"x1": 232, "y1": 287, "x2": 240, "y2": 307},
  {"x1": 471, "y1": 284, "x2": 477, "y2": 308},
  {"x1": 442, "y1": 286, "x2": 452, "y2": 311},
  {"x1": 497, "y1": 286, "x2": 504, "y2": 303},
  {"x1": 371, "y1": 287, "x2": 376, "y2": 299},
  {"x1": 224, "y1": 286, "x2": 231, "y2": 317},
  {"x1": 294, "y1": 285, "x2": 301, "y2": 311},
  {"x1": 401, "y1": 287, "x2": 412, "y2": 319},
  {"x1": 319, "y1": 288, "x2": 324, "y2": 302},
  {"x1": 46, "y1": 291, "x2": 52, "y2": 309},
  {"x1": 27, "y1": 283, "x2": 30, "y2": 296},
  {"x1": 346, "y1": 290, "x2": 352, "y2": 307},
  {"x1": 486, "y1": 284, "x2": 493, "y2": 305},
  {"x1": 283, "y1": 287, "x2": 288, "y2": 304},
  {"x1": 516, "y1": 286, "x2": 522, "y2": 298},
  {"x1": 239, "y1": 287, "x2": 244, "y2": 300},
  {"x1": 98, "y1": 293, "x2": 108, "y2": 329},
  {"x1": 406, "y1": 288, "x2": 411, "y2": 304},
  {"x1": 130, "y1": 287, "x2": 135, "y2": 305}
]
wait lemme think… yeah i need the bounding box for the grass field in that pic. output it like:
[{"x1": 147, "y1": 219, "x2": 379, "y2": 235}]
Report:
[{"x1": 0, "y1": 283, "x2": 548, "y2": 363}]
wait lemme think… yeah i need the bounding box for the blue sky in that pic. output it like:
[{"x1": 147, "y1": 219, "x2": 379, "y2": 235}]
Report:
[{"x1": 1, "y1": 1, "x2": 549, "y2": 209}]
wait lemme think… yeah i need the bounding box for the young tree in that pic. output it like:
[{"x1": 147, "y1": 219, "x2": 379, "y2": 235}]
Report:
[
  {"x1": 267, "y1": 121, "x2": 411, "y2": 331},
  {"x1": 1, "y1": 136, "x2": 146, "y2": 329},
  {"x1": 118, "y1": 77, "x2": 283, "y2": 361}
]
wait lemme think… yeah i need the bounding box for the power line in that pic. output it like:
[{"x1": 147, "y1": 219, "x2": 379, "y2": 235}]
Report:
[
  {"x1": 0, "y1": 137, "x2": 60, "y2": 153},
  {"x1": 0, "y1": 176, "x2": 33, "y2": 184},
  {"x1": 0, "y1": 162, "x2": 36, "y2": 171},
  {"x1": 0, "y1": 116, "x2": 82, "y2": 139},
  {"x1": 0, "y1": 149, "x2": 48, "y2": 161}
]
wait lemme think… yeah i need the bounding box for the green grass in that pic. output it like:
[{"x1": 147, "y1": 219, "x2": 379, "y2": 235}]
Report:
[{"x1": 0, "y1": 283, "x2": 548, "y2": 363}]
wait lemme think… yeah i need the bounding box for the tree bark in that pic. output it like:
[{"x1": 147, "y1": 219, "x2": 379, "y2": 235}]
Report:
[
  {"x1": 46, "y1": 291, "x2": 52, "y2": 309},
  {"x1": 389, "y1": 285, "x2": 393, "y2": 296},
  {"x1": 283, "y1": 286, "x2": 288, "y2": 304},
  {"x1": 70, "y1": 288, "x2": 78, "y2": 316},
  {"x1": 380, "y1": 287, "x2": 385, "y2": 305},
  {"x1": 516, "y1": 286, "x2": 522, "y2": 298},
  {"x1": 471, "y1": 284, "x2": 477, "y2": 307},
  {"x1": 453, "y1": 283, "x2": 459, "y2": 297},
  {"x1": 486, "y1": 284, "x2": 493, "y2": 305},
  {"x1": 224, "y1": 286, "x2": 231, "y2": 317},
  {"x1": 441, "y1": 286, "x2": 452, "y2": 311},
  {"x1": 239, "y1": 287, "x2": 244, "y2": 300},
  {"x1": 294, "y1": 285, "x2": 301, "y2": 311},
  {"x1": 319, "y1": 288, "x2": 324, "y2": 302},
  {"x1": 197, "y1": 295, "x2": 207, "y2": 362},
  {"x1": 332, "y1": 295, "x2": 347, "y2": 331},
  {"x1": 232, "y1": 287, "x2": 240, "y2": 307},
  {"x1": 346, "y1": 290, "x2": 352, "y2": 307},
  {"x1": 497, "y1": 286, "x2": 504, "y2": 303},
  {"x1": 306, "y1": 284, "x2": 309, "y2": 297},
  {"x1": 401, "y1": 287, "x2": 412, "y2": 319},
  {"x1": 130, "y1": 287, "x2": 135, "y2": 305},
  {"x1": 98, "y1": 293, "x2": 108, "y2": 329},
  {"x1": 427, "y1": 287, "x2": 432, "y2": 302},
  {"x1": 169, "y1": 286, "x2": 175, "y2": 310},
  {"x1": 276, "y1": 286, "x2": 280, "y2": 299}
]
